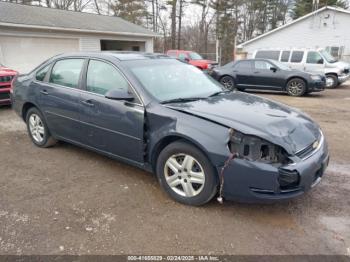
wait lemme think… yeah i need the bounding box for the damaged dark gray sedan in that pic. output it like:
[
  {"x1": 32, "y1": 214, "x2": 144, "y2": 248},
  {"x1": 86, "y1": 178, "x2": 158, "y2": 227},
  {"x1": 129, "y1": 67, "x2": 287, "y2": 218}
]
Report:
[{"x1": 11, "y1": 52, "x2": 330, "y2": 206}]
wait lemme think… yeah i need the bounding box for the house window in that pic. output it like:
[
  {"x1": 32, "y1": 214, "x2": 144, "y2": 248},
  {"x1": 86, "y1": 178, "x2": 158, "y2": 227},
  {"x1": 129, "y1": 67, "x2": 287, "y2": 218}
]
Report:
[{"x1": 132, "y1": 46, "x2": 140, "y2": 51}]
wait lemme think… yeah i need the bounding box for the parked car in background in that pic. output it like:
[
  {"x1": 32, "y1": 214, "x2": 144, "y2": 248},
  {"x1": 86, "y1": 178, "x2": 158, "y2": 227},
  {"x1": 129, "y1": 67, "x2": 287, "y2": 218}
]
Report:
[
  {"x1": 11, "y1": 52, "x2": 329, "y2": 205},
  {"x1": 166, "y1": 50, "x2": 217, "y2": 71},
  {"x1": 210, "y1": 59, "x2": 326, "y2": 96},
  {"x1": 253, "y1": 48, "x2": 350, "y2": 89},
  {"x1": 0, "y1": 63, "x2": 17, "y2": 106}
]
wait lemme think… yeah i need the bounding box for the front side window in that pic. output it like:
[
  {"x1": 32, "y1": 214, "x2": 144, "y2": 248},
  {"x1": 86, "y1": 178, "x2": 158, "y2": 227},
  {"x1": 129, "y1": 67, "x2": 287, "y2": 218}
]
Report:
[
  {"x1": 178, "y1": 53, "x2": 188, "y2": 61},
  {"x1": 36, "y1": 64, "x2": 51, "y2": 82},
  {"x1": 290, "y1": 51, "x2": 304, "y2": 63},
  {"x1": 254, "y1": 61, "x2": 273, "y2": 70},
  {"x1": 189, "y1": 52, "x2": 203, "y2": 60},
  {"x1": 306, "y1": 51, "x2": 324, "y2": 64},
  {"x1": 50, "y1": 59, "x2": 84, "y2": 88},
  {"x1": 86, "y1": 60, "x2": 130, "y2": 95}
]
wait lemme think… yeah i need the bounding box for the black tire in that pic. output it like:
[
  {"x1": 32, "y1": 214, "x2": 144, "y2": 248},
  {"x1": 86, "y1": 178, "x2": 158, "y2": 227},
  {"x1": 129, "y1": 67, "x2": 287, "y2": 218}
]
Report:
[
  {"x1": 325, "y1": 74, "x2": 338, "y2": 89},
  {"x1": 286, "y1": 78, "x2": 306, "y2": 97},
  {"x1": 25, "y1": 107, "x2": 57, "y2": 148},
  {"x1": 156, "y1": 141, "x2": 218, "y2": 206},
  {"x1": 220, "y1": 76, "x2": 236, "y2": 91}
]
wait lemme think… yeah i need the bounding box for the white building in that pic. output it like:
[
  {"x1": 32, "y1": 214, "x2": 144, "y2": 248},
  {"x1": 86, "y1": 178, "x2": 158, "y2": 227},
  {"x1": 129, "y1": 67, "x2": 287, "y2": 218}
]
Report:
[
  {"x1": 238, "y1": 6, "x2": 350, "y2": 62},
  {"x1": 0, "y1": 2, "x2": 158, "y2": 73}
]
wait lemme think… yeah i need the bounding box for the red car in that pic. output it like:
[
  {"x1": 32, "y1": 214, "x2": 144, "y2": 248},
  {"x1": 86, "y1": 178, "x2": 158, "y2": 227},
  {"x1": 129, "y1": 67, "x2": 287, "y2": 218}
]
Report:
[
  {"x1": 166, "y1": 50, "x2": 217, "y2": 70},
  {"x1": 0, "y1": 64, "x2": 17, "y2": 106}
]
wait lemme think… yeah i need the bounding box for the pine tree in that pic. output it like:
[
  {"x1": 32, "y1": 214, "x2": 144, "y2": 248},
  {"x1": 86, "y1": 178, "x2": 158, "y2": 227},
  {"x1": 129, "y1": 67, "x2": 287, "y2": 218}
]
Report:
[
  {"x1": 292, "y1": 0, "x2": 348, "y2": 19},
  {"x1": 111, "y1": 0, "x2": 149, "y2": 25}
]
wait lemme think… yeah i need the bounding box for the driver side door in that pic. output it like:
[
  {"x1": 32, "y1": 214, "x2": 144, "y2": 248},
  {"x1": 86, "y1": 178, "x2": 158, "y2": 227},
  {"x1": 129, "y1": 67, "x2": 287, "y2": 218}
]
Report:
[
  {"x1": 251, "y1": 60, "x2": 284, "y2": 90},
  {"x1": 79, "y1": 59, "x2": 145, "y2": 163}
]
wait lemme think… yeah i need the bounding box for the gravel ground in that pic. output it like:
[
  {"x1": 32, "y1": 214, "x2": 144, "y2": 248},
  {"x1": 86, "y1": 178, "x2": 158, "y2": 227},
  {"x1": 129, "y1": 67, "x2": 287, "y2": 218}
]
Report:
[{"x1": 0, "y1": 84, "x2": 349, "y2": 255}]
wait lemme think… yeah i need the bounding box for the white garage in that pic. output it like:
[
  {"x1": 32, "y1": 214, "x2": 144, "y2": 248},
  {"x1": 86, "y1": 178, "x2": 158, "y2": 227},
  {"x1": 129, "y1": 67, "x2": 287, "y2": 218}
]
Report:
[{"x1": 0, "y1": 2, "x2": 157, "y2": 73}]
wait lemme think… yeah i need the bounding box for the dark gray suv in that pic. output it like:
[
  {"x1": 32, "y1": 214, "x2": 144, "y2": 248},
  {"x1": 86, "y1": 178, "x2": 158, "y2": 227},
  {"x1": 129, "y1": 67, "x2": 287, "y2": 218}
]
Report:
[{"x1": 11, "y1": 52, "x2": 329, "y2": 205}]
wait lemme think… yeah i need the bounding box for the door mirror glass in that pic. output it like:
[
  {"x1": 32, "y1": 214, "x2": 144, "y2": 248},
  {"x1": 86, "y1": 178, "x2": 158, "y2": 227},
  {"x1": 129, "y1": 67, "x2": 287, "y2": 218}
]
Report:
[{"x1": 105, "y1": 89, "x2": 134, "y2": 101}]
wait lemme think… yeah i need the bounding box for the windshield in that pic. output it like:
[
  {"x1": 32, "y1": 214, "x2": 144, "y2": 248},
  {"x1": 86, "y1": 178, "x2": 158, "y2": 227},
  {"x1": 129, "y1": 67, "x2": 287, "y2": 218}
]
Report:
[
  {"x1": 272, "y1": 60, "x2": 291, "y2": 70},
  {"x1": 320, "y1": 50, "x2": 337, "y2": 63},
  {"x1": 189, "y1": 52, "x2": 203, "y2": 60},
  {"x1": 127, "y1": 59, "x2": 223, "y2": 102}
]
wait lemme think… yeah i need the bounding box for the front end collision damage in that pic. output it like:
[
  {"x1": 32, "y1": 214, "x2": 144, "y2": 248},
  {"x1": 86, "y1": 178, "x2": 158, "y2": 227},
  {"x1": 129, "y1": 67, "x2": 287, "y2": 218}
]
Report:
[{"x1": 144, "y1": 95, "x2": 329, "y2": 203}]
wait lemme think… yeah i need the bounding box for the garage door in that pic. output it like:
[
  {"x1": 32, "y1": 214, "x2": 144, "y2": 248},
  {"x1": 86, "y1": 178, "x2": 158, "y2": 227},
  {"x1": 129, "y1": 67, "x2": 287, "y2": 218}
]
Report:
[{"x1": 0, "y1": 36, "x2": 79, "y2": 73}]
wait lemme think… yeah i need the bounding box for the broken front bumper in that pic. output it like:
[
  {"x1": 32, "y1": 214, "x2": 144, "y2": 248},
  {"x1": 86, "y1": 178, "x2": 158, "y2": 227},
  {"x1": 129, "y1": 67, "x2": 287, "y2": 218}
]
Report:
[{"x1": 220, "y1": 136, "x2": 329, "y2": 203}]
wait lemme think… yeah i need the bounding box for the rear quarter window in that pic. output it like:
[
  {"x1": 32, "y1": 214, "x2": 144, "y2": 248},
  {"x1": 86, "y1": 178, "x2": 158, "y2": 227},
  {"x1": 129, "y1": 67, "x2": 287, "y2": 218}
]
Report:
[
  {"x1": 255, "y1": 50, "x2": 280, "y2": 60},
  {"x1": 290, "y1": 51, "x2": 304, "y2": 63}
]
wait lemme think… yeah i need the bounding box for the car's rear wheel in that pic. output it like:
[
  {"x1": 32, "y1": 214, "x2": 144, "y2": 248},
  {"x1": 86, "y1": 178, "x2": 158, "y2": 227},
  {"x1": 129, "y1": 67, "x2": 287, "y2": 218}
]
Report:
[
  {"x1": 325, "y1": 74, "x2": 338, "y2": 89},
  {"x1": 286, "y1": 78, "x2": 306, "y2": 96},
  {"x1": 156, "y1": 141, "x2": 218, "y2": 206},
  {"x1": 26, "y1": 107, "x2": 57, "y2": 148},
  {"x1": 220, "y1": 76, "x2": 236, "y2": 91}
]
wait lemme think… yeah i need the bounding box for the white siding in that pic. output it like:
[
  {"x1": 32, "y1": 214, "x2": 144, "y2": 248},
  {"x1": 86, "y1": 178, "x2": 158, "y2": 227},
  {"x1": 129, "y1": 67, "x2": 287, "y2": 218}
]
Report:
[
  {"x1": 79, "y1": 37, "x2": 101, "y2": 51},
  {"x1": 242, "y1": 9, "x2": 350, "y2": 62}
]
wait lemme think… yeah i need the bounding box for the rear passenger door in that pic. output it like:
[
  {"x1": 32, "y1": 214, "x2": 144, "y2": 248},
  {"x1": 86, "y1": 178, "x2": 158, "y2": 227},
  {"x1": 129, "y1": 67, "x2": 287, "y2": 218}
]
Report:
[
  {"x1": 232, "y1": 60, "x2": 253, "y2": 87},
  {"x1": 38, "y1": 58, "x2": 86, "y2": 143}
]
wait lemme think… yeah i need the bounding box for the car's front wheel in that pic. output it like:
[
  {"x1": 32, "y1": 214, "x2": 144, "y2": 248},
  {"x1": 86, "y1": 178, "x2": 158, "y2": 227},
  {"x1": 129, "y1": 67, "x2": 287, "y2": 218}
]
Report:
[
  {"x1": 26, "y1": 107, "x2": 57, "y2": 148},
  {"x1": 156, "y1": 141, "x2": 218, "y2": 206},
  {"x1": 286, "y1": 78, "x2": 306, "y2": 96},
  {"x1": 325, "y1": 74, "x2": 338, "y2": 89}
]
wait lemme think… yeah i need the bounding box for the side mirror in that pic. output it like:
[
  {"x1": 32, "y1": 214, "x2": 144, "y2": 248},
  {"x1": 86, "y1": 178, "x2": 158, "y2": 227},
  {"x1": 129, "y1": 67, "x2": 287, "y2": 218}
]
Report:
[
  {"x1": 270, "y1": 66, "x2": 277, "y2": 72},
  {"x1": 184, "y1": 57, "x2": 190, "y2": 62},
  {"x1": 318, "y1": 59, "x2": 324, "y2": 64},
  {"x1": 105, "y1": 89, "x2": 134, "y2": 101}
]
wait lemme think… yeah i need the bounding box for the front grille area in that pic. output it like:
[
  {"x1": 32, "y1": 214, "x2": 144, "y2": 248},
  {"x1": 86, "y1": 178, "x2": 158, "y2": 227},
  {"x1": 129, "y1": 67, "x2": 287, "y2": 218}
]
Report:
[
  {"x1": 0, "y1": 92, "x2": 10, "y2": 100},
  {"x1": 278, "y1": 169, "x2": 300, "y2": 190},
  {"x1": 0, "y1": 75, "x2": 14, "y2": 83}
]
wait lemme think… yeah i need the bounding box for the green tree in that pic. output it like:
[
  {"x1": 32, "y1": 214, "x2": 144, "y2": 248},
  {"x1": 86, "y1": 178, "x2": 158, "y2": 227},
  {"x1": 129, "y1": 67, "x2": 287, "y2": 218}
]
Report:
[
  {"x1": 292, "y1": 0, "x2": 348, "y2": 19},
  {"x1": 111, "y1": 0, "x2": 149, "y2": 25}
]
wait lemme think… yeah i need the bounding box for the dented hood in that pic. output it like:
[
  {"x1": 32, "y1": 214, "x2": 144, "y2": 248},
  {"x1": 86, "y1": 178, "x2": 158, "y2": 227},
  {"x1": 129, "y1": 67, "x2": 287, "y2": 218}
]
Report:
[{"x1": 166, "y1": 92, "x2": 320, "y2": 154}]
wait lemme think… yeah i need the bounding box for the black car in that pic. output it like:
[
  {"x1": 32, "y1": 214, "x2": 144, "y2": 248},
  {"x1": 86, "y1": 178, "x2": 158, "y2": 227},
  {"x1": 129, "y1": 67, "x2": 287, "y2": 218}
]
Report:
[
  {"x1": 11, "y1": 52, "x2": 329, "y2": 205},
  {"x1": 210, "y1": 59, "x2": 326, "y2": 96}
]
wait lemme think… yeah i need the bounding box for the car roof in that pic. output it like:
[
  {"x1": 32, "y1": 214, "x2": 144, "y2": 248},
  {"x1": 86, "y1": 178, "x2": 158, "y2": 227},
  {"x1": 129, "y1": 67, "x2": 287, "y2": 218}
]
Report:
[
  {"x1": 55, "y1": 51, "x2": 172, "y2": 61},
  {"x1": 236, "y1": 58, "x2": 277, "y2": 63}
]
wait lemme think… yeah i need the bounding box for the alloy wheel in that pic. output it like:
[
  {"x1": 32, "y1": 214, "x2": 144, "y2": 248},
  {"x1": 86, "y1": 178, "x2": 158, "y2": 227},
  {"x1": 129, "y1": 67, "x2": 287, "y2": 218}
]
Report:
[
  {"x1": 287, "y1": 80, "x2": 304, "y2": 96},
  {"x1": 164, "y1": 153, "x2": 205, "y2": 197},
  {"x1": 28, "y1": 114, "x2": 45, "y2": 143},
  {"x1": 220, "y1": 77, "x2": 235, "y2": 90},
  {"x1": 326, "y1": 76, "x2": 335, "y2": 88}
]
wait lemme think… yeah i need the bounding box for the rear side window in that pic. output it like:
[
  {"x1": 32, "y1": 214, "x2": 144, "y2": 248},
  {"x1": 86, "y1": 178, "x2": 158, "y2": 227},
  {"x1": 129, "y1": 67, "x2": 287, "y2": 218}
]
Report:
[
  {"x1": 255, "y1": 50, "x2": 280, "y2": 60},
  {"x1": 234, "y1": 61, "x2": 252, "y2": 70},
  {"x1": 35, "y1": 64, "x2": 51, "y2": 82},
  {"x1": 280, "y1": 51, "x2": 290, "y2": 62},
  {"x1": 50, "y1": 59, "x2": 84, "y2": 88},
  {"x1": 290, "y1": 51, "x2": 304, "y2": 63},
  {"x1": 306, "y1": 51, "x2": 324, "y2": 64},
  {"x1": 86, "y1": 60, "x2": 130, "y2": 95},
  {"x1": 254, "y1": 61, "x2": 273, "y2": 70}
]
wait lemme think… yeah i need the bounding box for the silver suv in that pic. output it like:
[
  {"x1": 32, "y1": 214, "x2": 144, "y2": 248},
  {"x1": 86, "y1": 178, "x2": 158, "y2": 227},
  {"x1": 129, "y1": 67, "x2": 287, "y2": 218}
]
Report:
[{"x1": 253, "y1": 49, "x2": 350, "y2": 88}]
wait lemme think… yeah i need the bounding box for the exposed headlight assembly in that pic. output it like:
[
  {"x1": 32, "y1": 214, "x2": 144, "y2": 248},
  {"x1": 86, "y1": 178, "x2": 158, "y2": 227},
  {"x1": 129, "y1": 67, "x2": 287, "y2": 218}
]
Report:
[{"x1": 229, "y1": 129, "x2": 291, "y2": 165}]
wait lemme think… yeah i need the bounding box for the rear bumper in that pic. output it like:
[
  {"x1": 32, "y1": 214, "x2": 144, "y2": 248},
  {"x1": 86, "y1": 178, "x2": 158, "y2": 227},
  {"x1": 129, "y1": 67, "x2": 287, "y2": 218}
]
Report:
[{"x1": 220, "y1": 136, "x2": 329, "y2": 203}]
